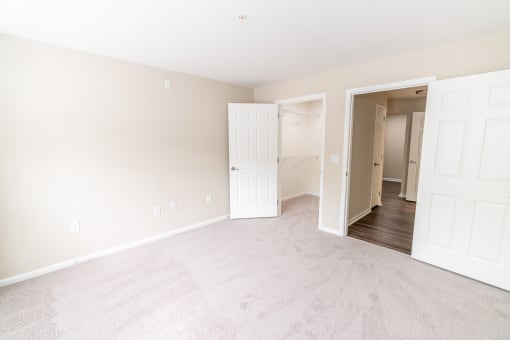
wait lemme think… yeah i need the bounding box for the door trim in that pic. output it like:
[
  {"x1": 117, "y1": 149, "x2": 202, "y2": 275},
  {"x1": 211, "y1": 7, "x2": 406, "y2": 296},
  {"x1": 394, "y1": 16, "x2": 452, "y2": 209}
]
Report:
[
  {"x1": 275, "y1": 93, "x2": 327, "y2": 230},
  {"x1": 339, "y1": 77, "x2": 436, "y2": 237}
]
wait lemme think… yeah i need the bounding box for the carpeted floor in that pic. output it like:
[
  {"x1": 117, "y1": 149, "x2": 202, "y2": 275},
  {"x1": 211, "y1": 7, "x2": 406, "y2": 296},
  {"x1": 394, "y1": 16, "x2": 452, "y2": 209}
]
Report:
[{"x1": 1, "y1": 195, "x2": 509, "y2": 339}]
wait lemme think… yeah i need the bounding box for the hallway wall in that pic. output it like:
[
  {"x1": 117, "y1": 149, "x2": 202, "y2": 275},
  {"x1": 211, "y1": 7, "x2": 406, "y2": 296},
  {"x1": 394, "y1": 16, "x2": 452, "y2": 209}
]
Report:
[
  {"x1": 348, "y1": 93, "x2": 387, "y2": 221},
  {"x1": 383, "y1": 114, "x2": 407, "y2": 181}
]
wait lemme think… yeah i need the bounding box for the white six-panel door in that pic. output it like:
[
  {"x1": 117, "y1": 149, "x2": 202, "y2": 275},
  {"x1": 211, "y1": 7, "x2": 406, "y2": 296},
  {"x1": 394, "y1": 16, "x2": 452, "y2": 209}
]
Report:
[
  {"x1": 412, "y1": 69, "x2": 510, "y2": 290},
  {"x1": 405, "y1": 111, "x2": 425, "y2": 202},
  {"x1": 228, "y1": 103, "x2": 278, "y2": 219}
]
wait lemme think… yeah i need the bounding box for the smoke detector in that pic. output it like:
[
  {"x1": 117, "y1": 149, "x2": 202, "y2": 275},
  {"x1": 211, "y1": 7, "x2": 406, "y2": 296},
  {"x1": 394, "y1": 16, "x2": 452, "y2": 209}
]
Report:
[{"x1": 238, "y1": 15, "x2": 248, "y2": 22}]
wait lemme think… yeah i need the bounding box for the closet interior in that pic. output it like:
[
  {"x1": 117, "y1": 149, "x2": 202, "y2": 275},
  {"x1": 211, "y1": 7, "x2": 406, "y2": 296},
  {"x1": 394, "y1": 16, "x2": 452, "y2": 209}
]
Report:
[{"x1": 280, "y1": 100, "x2": 323, "y2": 214}]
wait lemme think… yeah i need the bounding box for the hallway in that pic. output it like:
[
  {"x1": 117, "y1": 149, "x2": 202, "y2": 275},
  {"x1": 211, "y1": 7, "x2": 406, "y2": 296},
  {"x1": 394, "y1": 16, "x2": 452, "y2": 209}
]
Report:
[{"x1": 348, "y1": 181, "x2": 416, "y2": 254}]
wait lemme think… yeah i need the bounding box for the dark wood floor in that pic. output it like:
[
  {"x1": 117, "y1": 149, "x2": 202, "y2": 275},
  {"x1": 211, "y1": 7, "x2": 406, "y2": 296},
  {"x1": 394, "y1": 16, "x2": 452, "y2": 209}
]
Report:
[{"x1": 348, "y1": 181, "x2": 416, "y2": 254}]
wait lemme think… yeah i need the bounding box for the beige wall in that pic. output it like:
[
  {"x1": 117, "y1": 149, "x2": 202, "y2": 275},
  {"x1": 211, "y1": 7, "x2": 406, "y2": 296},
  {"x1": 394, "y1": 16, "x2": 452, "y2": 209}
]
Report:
[
  {"x1": 348, "y1": 94, "x2": 387, "y2": 220},
  {"x1": 3, "y1": 31, "x2": 510, "y2": 279},
  {"x1": 0, "y1": 34, "x2": 253, "y2": 279},
  {"x1": 383, "y1": 114, "x2": 407, "y2": 180},
  {"x1": 254, "y1": 31, "x2": 510, "y2": 231},
  {"x1": 280, "y1": 100, "x2": 323, "y2": 200}
]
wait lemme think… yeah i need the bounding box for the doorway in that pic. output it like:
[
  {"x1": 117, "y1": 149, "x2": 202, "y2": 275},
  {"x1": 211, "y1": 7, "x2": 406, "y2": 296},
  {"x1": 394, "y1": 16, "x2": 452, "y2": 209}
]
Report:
[
  {"x1": 343, "y1": 84, "x2": 430, "y2": 253},
  {"x1": 276, "y1": 94, "x2": 326, "y2": 229}
]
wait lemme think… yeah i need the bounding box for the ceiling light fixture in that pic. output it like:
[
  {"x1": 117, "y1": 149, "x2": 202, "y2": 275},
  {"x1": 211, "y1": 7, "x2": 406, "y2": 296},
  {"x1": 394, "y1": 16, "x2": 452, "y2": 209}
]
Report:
[{"x1": 238, "y1": 15, "x2": 248, "y2": 22}]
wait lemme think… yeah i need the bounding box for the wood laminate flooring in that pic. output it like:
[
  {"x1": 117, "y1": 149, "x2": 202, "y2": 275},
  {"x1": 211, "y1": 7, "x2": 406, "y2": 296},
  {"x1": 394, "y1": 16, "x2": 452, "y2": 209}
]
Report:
[{"x1": 348, "y1": 181, "x2": 416, "y2": 254}]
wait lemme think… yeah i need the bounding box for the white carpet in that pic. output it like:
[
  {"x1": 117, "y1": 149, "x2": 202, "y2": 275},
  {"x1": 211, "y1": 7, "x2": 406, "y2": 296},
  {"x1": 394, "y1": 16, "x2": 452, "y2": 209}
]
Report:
[{"x1": 1, "y1": 195, "x2": 509, "y2": 339}]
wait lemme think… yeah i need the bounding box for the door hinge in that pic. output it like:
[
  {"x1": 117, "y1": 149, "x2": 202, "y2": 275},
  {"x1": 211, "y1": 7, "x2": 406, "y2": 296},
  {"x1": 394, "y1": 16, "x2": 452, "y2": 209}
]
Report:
[
  {"x1": 278, "y1": 157, "x2": 280, "y2": 163},
  {"x1": 346, "y1": 172, "x2": 349, "y2": 176}
]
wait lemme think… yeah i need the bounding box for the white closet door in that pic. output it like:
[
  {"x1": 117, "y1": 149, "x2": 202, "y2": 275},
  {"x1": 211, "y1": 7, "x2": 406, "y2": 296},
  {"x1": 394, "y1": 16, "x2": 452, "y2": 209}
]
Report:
[
  {"x1": 412, "y1": 69, "x2": 510, "y2": 290},
  {"x1": 371, "y1": 104, "x2": 386, "y2": 207},
  {"x1": 405, "y1": 111, "x2": 425, "y2": 202},
  {"x1": 228, "y1": 103, "x2": 278, "y2": 219}
]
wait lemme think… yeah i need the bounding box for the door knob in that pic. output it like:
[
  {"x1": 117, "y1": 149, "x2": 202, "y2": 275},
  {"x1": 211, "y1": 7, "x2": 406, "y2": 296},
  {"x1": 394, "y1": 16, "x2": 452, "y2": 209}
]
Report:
[
  {"x1": 410, "y1": 160, "x2": 417, "y2": 164},
  {"x1": 374, "y1": 163, "x2": 381, "y2": 166},
  {"x1": 231, "y1": 166, "x2": 240, "y2": 171}
]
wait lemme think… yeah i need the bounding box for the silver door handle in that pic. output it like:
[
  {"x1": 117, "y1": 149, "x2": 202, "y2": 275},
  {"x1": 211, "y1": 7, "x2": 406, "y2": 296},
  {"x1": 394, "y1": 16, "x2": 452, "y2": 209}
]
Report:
[
  {"x1": 231, "y1": 166, "x2": 240, "y2": 171},
  {"x1": 374, "y1": 163, "x2": 381, "y2": 166},
  {"x1": 410, "y1": 160, "x2": 417, "y2": 164}
]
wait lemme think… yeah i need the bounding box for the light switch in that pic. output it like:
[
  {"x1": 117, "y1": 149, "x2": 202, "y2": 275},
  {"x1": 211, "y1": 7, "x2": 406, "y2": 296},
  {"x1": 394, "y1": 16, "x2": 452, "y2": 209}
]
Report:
[
  {"x1": 164, "y1": 80, "x2": 171, "y2": 90},
  {"x1": 70, "y1": 221, "x2": 80, "y2": 233}
]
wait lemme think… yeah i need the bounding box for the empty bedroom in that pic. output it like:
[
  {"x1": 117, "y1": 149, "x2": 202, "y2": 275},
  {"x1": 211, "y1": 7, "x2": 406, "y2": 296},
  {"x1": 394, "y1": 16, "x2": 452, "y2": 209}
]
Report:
[{"x1": 1, "y1": 1, "x2": 510, "y2": 339}]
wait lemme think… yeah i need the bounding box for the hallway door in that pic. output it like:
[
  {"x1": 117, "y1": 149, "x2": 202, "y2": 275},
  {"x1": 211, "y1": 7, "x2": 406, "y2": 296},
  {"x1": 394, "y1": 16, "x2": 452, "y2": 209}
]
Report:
[
  {"x1": 371, "y1": 104, "x2": 387, "y2": 207},
  {"x1": 406, "y1": 111, "x2": 425, "y2": 202}
]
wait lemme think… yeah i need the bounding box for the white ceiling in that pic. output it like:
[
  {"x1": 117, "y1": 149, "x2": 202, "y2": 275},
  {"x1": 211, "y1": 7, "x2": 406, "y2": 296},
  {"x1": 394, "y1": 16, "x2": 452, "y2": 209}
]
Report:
[{"x1": 1, "y1": 0, "x2": 509, "y2": 87}]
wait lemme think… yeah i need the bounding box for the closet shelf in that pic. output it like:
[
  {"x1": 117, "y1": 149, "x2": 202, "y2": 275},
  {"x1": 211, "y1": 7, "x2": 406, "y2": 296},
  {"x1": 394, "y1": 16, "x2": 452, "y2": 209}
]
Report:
[
  {"x1": 280, "y1": 155, "x2": 320, "y2": 168},
  {"x1": 280, "y1": 108, "x2": 320, "y2": 118}
]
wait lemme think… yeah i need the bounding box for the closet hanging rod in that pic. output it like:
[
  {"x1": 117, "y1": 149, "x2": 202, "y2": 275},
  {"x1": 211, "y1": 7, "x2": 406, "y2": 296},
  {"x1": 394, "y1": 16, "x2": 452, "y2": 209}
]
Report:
[
  {"x1": 280, "y1": 155, "x2": 320, "y2": 166},
  {"x1": 280, "y1": 108, "x2": 318, "y2": 118},
  {"x1": 293, "y1": 156, "x2": 319, "y2": 168}
]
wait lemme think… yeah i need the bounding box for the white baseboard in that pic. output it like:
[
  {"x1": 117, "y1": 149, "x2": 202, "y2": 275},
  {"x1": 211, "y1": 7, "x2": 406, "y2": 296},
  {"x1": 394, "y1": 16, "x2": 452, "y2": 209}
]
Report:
[
  {"x1": 348, "y1": 208, "x2": 372, "y2": 226},
  {"x1": 383, "y1": 178, "x2": 402, "y2": 183},
  {"x1": 0, "y1": 215, "x2": 229, "y2": 288},
  {"x1": 319, "y1": 225, "x2": 343, "y2": 236},
  {"x1": 282, "y1": 192, "x2": 319, "y2": 201}
]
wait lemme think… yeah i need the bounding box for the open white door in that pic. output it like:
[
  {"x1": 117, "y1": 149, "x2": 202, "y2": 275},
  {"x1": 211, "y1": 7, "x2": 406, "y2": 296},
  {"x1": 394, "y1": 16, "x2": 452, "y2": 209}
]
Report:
[
  {"x1": 405, "y1": 111, "x2": 425, "y2": 202},
  {"x1": 371, "y1": 104, "x2": 386, "y2": 207},
  {"x1": 228, "y1": 103, "x2": 278, "y2": 219},
  {"x1": 412, "y1": 69, "x2": 510, "y2": 290}
]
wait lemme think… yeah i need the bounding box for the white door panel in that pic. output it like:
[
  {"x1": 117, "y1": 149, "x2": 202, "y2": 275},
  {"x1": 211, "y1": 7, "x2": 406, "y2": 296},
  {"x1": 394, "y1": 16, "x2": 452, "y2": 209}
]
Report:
[
  {"x1": 228, "y1": 103, "x2": 278, "y2": 219},
  {"x1": 412, "y1": 69, "x2": 510, "y2": 291}
]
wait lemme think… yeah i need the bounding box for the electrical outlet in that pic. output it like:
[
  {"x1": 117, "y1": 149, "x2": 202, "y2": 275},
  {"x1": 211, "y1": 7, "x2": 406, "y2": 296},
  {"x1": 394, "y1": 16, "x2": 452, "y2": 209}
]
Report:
[
  {"x1": 169, "y1": 201, "x2": 177, "y2": 211},
  {"x1": 70, "y1": 221, "x2": 80, "y2": 233},
  {"x1": 206, "y1": 193, "x2": 212, "y2": 204},
  {"x1": 154, "y1": 206, "x2": 162, "y2": 216}
]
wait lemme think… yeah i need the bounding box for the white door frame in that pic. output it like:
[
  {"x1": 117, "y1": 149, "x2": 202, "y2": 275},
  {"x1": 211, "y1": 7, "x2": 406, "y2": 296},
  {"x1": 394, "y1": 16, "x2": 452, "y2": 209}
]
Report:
[
  {"x1": 275, "y1": 93, "x2": 327, "y2": 229},
  {"x1": 339, "y1": 77, "x2": 436, "y2": 237}
]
